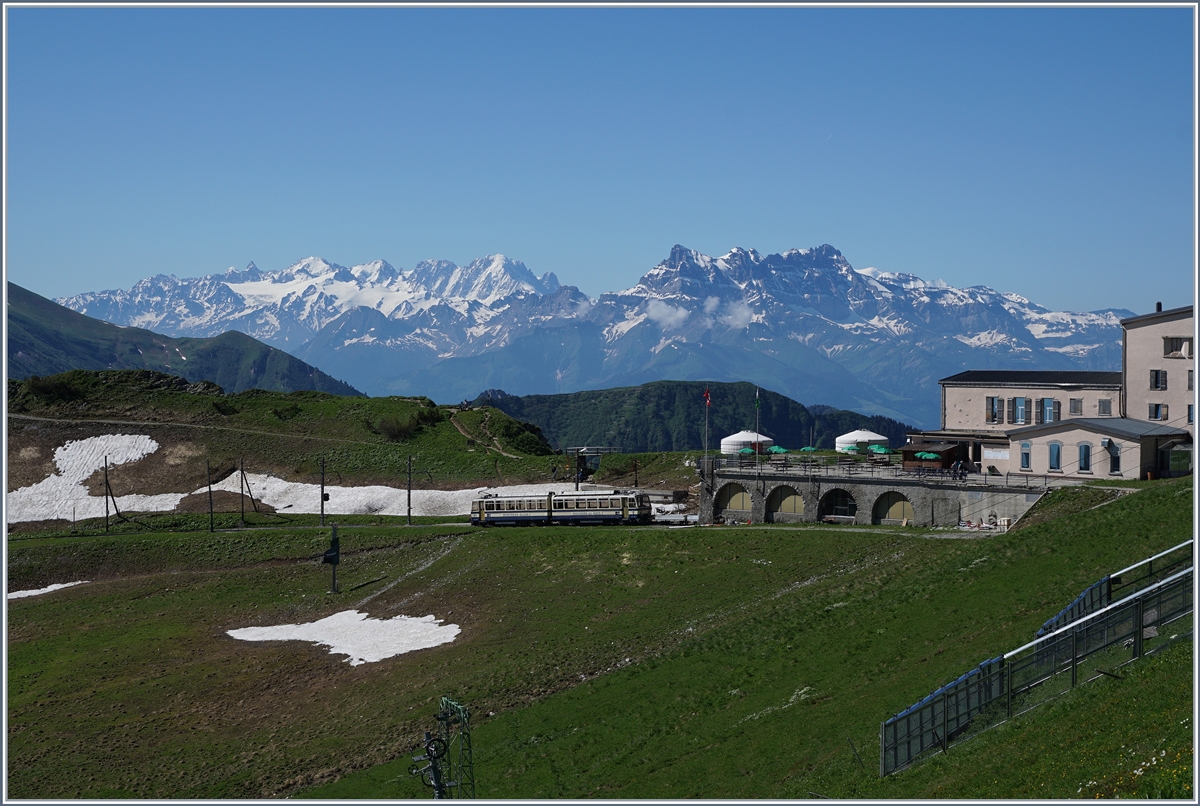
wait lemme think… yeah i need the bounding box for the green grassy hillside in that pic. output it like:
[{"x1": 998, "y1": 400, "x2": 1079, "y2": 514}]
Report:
[
  {"x1": 7, "y1": 473, "x2": 1191, "y2": 798},
  {"x1": 474, "y1": 380, "x2": 914, "y2": 452},
  {"x1": 7, "y1": 370, "x2": 558, "y2": 509},
  {"x1": 6, "y1": 281, "x2": 361, "y2": 395}
]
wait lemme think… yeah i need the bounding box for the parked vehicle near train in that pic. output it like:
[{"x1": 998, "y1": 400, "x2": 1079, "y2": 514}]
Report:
[{"x1": 470, "y1": 490, "x2": 653, "y2": 526}]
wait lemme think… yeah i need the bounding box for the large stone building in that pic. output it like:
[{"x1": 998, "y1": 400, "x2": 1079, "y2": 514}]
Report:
[{"x1": 912, "y1": 303, "x2": 1193, "y2": 481}]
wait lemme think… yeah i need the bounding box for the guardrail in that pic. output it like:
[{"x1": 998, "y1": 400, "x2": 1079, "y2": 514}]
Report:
[{"x1": 880, "y1": 563, "x2": 1194, "y2": 776}]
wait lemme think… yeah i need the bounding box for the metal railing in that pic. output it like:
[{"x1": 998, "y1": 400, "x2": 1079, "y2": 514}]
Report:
[
  {"x1": 711, "y1": 457, "x2": 1077, "y2": 489},
  {"x1": 1037, "y1": 540, "x2": 1193, "y2": 638},
  {"x1": 880, "y1": 564, "x2": 1193, "y2": 776}
]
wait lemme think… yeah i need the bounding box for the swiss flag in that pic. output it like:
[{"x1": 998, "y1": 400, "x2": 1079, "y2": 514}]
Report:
[{"x1": 703, "y1": 388, "x2": 711, "y2": 407}]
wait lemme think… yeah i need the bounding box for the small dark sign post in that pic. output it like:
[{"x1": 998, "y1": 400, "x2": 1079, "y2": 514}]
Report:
[{"x1": 322, "y1": 523, "x2": 340, "y2": 593}]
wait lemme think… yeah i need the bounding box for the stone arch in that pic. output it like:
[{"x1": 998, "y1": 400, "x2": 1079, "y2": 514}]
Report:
[
  {"x1": 872, "y1": 490, "x2": 914, "y2": 525},
  {"x1": 818, "y1": 488, "x2": 857, "y2": 520},
  {"x1": 714, "y1": 482, "x2": 752, "y2": 521},
  {"x1": 766, "y1": 485, "x2": 805, "y2": 523}
]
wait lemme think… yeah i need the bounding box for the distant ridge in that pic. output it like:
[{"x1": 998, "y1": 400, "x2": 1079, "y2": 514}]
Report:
[
  {"x1": 7, "y1": 282, "x2": 363, "y2": 396},
  {"x1": 472, "y1": 380, "x2": 914, "y2": 453}
]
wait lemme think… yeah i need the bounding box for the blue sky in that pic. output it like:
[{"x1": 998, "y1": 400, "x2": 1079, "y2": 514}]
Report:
[{"x1": 4, "y1": 5, "x2": 1196, "y2": 315}]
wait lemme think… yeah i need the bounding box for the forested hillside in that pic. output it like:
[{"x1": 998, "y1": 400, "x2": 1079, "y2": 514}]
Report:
[{"x1": 473, "y1": 380, "x2": 913, "y2": 452}]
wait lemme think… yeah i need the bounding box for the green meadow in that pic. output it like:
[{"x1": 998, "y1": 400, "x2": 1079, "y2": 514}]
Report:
[{"x1": 7, "y1": 477, "x2": 1193, "y2": 798}]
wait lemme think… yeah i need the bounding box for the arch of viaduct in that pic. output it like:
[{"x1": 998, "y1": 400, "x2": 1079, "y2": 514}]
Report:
[{"x1": 696, "y1": 460, "x2": 1044, "y2": 528}]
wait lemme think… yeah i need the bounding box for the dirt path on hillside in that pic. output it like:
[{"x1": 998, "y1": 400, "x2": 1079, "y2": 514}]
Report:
[{"x1": 8, "y1": 413, "x2": 381, "y2": 446}]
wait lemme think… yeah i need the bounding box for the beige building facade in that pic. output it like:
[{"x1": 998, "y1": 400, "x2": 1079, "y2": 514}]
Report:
[
  {"x1": 1121, "y1": 304, "x2": 1194, "y2": 438},
  {"x1": 912, "y1": 304, "x2": 1194, "y2": 480}
]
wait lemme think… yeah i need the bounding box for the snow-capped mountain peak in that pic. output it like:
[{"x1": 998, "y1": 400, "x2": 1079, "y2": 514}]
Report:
[{"x1": 56, "y1": 243, "x2": 1135, "y2": 427}]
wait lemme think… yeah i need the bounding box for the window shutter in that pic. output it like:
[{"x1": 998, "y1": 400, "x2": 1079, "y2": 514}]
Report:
[
  {"x1": 1163, "y1": 404, "x2": 1169, "y2": 421},
  {"x1": 984, "y1": 397, "x2": 993, "y2": 423},
  {"x1": 1035, "y1": 398, "x2": 1044, "y2": 424},
  {"x1": 1027, "y1": 398, "x2": 1033, "y2": 422},
  {"x1": 1149, "y1": 403, "x2": 1156, "y2": 420},
  {"x1": 1151, "y1": 370, "x2": 1157, "y2": 389},
  {"x1": 1053, "y1": 399, "x2": 1061, "y2": 421},
  {"x1": 1161, "y1": 370, "x2": 1167, "y2": 390},
  {"x1": 1007, "y1": 397, "x2": 1015, "y2": 423}
]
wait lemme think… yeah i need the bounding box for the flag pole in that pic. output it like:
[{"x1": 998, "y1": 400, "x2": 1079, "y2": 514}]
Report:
[{"x1": 755, "y1": 386, "x2": 761, "y2": 480}]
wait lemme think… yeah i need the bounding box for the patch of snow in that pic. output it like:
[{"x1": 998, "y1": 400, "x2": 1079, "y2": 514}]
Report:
[
  {"x1": 954, "y1": 330, "x2": 1012, "y2": 348},
  {"x1": 5, "y1": 434, "x2": 186, "y2": 523},
  {"x1": 227, "y1": 610, "x2": 459, "y2": 666},
  {"x1": 8, "y1": 581, "x2": 89, "y2": 600}
]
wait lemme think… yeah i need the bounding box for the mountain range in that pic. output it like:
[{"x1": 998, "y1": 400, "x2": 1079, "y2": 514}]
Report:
[
  {"x1": 57, "y1": 245, "x2": 1133, "y2": 427},
  {"x1": 7, "y1": 282, "x2": 362, "y2": 396}
]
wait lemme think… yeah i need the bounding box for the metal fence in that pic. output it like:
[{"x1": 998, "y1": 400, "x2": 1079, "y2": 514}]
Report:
[
  {"x1": 1037, "y1": 540, "x2": 1193, "y2": 638},
  {"x1": 711, "y1": 457, "x2": 1074, "y2": 489},
  {"x1": 880, "y1": 563, "x2": 1194, "y2": 776}
]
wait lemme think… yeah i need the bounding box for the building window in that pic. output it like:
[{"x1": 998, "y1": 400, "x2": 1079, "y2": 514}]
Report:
[
  {"x1": 1150, "y1": 369, "x2": 1168, "y2": 390},
  {"x1": 1149, "y1": 403, "x2": 1169, "y2": 421},
  {"x1": 1048, "y1": 442, "x2": 1062, "y2": 471},
  {"x1": 1109, "y1": 444, "x2": 1121, "y2": 475},
  {"x1": 1020, "y1": 442, "x2": 1031, "y2": 470},
  {"x1": 1069, "y1": 398, "x2": 1083, "y2": 416},
  {"x1": 1011, "y1": 397, "x2": 1027, "y2": 425},
  {"x1": 1190, "y1": 370, "x2": 1194, "y2": 391},
  {"x1": 1163, "y1": 337, "x2": 1193, "y2": 358},
  {"x1": 1079, "y1": 443, "x2": 1092, "y2": 473},
  {"x1": 1036, "y1": 398, "x2": 1060, "y2": 424},
  {"x1": 1098, "y1": 398, "x2": 1112, "y2": 416},
  {"x1": 1189, "y1": 404, "x2": 1194, "y2": 425},
  {"x1": 985, "y1": 396, "x2": 1001, "y2": 424}
]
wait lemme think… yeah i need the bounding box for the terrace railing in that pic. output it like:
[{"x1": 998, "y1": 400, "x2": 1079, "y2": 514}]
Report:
[
  {"x1": 711, "y1": 457, "x2": 1078, "y2": 489},
  {"x1": 880, "y1": 553, "x2": 1194, "y2": 777}
]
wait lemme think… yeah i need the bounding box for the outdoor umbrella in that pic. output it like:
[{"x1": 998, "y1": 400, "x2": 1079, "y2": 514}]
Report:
[
  {"x1": 914, "y1": 451, "x2": 940, "y2": 460},
  {"x1": 799, "y1": 446, "x2": 817, "y2": 452},
  {"x1": 868, "y1": 444, "x2": 892, "y2": 454},
  {"x1": 738, "y1": 447, "x2": 756, "y2": 455},
  {"x1": 768, "y1": 445, "x2": 789, "y2": 454}
]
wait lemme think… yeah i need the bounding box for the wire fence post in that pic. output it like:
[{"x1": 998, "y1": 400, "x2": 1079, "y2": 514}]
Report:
[
  {"x1": 1133, "y1": 597, "x2": 1144, "y2": 659},
  {"x1": 1070, "y1": 628, "x2": 1078, "y2": 688}
]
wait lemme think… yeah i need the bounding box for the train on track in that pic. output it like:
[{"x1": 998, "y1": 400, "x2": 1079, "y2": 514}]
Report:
[{"x1": 470, "y1": 490, "x2": 654, "y2": 526}]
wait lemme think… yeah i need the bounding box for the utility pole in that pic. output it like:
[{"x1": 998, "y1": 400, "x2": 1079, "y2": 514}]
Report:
[
  {"x1": 104, "y1": 456, "x2": 110, "y2": 533},
  {"x1": 322, "y1": 523, "x2": 340, "y2": 593},
  {"x1": 207, "y1": 460, "x2": 214, "y2": 533},
  {"x1": 239, "y1": 456, "x2": 245, "y2": 528}
]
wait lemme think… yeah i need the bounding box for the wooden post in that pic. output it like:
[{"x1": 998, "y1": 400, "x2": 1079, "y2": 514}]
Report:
[
  {"x1": 104, "y1": 457, "x2": 110, "y2": 533},
  {"x1": 320, "y1": 457, "x2": 326, "y2": 527},
  {"x1": 407, "y1": 456, "x2": 412, "y2": 526}
]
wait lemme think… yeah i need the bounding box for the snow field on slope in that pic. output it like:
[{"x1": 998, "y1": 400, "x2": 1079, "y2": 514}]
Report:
[
  {"x1": 7, "y1": 581, "x2": 90, "y2": 600},
  {"x1": 4, "y1": 433, "x2": 592, "y2": 523}
]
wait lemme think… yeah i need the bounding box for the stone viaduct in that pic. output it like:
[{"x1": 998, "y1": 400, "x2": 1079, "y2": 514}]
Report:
[{"x1": 695, "y1": 458, "x2": 1053, "y2": 528}]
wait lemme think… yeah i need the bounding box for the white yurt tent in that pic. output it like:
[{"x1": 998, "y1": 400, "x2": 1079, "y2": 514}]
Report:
[
  {"x1": 835, "y1": 429, "x2": 889, "y2": 453},
  {"x1": 720, "y1": 430, "x2": 775, "y2": 455}
]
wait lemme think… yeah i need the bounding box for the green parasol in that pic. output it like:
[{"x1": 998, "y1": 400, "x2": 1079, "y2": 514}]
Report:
[
  {"x1": 914, "y1": 451, "x2": 940, "y2": 460},
  {"x1": 768, "y1": 445, "x2": 789, "y2": 454},
  {"x1": 799, "y1": 446, "x2": 818, "y2": 452},
  {"x1": 868, "y1": 444, "x2": 892, "y2": 454},
  {"x1": 738, "y1": 447, "x2": 756, "y2": 455}
]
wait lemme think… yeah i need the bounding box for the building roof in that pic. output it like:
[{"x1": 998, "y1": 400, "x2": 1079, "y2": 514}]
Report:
[
  {"x1": 939, "y1": 370, "x2": 1122, "y2": 388},
  {"x1": 1006, "y1": 417, "x2": 1192, "y2": 441},
  {"x1": 1120, "y1": 304, "x2": 1193, "y2": 327}
]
